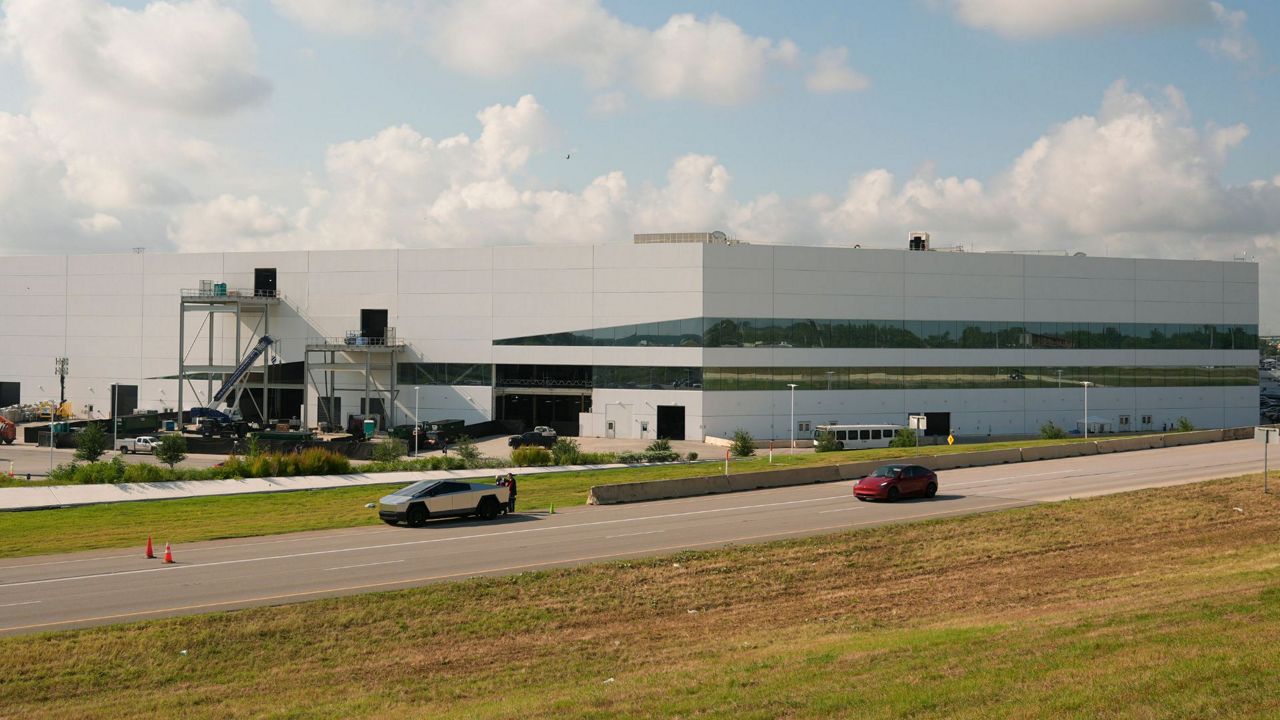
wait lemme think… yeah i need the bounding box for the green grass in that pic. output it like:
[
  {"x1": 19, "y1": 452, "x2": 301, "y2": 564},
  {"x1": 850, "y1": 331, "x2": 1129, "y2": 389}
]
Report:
[
  {"x1": 0, "y1": 435, "x2": 1129, "y2": 559},
  {"x1": 2, "y1": 475, "x2": 1278, "y2": 718}
]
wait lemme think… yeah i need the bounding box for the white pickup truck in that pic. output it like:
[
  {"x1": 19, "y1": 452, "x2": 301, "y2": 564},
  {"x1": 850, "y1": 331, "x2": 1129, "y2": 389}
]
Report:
[{"x1": 118, "y1": 436, "x2": 158, "y2": 454}]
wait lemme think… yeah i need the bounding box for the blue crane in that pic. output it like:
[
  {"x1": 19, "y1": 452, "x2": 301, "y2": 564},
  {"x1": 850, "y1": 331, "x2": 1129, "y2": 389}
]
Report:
[{"x1": 190, "y1": 335, "x2": 274, "y2": 423}]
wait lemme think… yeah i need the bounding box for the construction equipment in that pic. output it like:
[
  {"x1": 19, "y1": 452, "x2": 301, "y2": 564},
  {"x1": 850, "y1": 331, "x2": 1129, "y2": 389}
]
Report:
[
  {"x1": 35, "y1": 400, "x2": 72, "y2": 421},
  {"x1": 0, "y1": 417, "x2": 15, "y2": 445},
  {"x1": 189, "y1": 335, "x2": 274, "y2": 437}
]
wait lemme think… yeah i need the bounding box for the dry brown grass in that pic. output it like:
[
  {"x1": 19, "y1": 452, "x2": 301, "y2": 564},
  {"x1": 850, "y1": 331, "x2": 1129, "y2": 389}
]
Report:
[{"x1": 3, "y1": 474, "x2": 1279, "y2": 719}]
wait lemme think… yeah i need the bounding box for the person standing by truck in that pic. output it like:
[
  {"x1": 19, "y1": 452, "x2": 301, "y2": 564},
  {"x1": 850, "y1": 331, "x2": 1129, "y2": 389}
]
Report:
[{"x1": 505, "y1": 472, "x2": 517, "y2": 514}]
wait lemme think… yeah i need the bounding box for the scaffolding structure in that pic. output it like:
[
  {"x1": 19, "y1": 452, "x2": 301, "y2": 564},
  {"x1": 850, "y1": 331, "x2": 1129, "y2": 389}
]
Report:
[
  {"x1": 176, "y1": 287, "x2": 280, "y2": 425},
  {"x1": 304, "y1": 328, "x2": 405, "y2": 432}
]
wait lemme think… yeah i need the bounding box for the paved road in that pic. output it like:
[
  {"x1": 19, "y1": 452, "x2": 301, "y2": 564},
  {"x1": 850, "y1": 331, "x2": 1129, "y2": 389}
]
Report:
[
  {"x1": 0, "y1": 440, "x2": 1264, "y2": 636},
  {"x1": 0, "y1": 444, "x2": 228, "y2": 478}
]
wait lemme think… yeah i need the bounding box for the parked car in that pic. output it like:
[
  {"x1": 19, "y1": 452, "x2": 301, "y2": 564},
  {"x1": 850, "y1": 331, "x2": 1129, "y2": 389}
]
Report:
[
  {"x1": 854, "y1": 464, "x2": 938, "y2": 502},
  {"x1": 378, "y1": 480, "x2": 509, "y2": 526},
  {"x1": 508, "y1": 430, "x2": 557, "y2": 449},
  {"x1": 119, "y1": 436, "x2": 158, "y2": 454}
]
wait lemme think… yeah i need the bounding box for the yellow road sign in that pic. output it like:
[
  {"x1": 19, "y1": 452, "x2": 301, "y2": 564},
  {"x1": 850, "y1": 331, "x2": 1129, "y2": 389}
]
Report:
[{"x1": 947, "y1": 434, "x2": 955, "y2": 445}]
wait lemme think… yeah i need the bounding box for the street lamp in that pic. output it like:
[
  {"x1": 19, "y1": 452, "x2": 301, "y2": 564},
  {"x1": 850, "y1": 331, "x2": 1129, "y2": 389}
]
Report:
[
  {"x1": 112, "y1": 384, "x2": 119, "y2": 453},
  {"x1": 825, "y1": 371, "x2": 835, "y2": 392},
  {"x1": 413, "y1": 386, "x2": 420, "y2": 457},
  {"x1": 1082, "y1": 381, "x2": 1092, "y2": 439},
  {"x1": 787, "y1": 383, "x2": 798, "y2": 453}
]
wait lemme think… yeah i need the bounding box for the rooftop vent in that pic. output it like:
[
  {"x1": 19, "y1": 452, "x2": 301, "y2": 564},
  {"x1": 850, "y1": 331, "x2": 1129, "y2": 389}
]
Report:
[{"x1": 634, "y1": 231, "x2": 739, "y2": 245}]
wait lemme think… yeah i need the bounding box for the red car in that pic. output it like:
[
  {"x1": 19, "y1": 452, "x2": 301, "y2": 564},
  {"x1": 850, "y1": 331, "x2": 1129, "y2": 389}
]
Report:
[{"x1": 854, "y1": 464, "x2": 938, "y2": 502}]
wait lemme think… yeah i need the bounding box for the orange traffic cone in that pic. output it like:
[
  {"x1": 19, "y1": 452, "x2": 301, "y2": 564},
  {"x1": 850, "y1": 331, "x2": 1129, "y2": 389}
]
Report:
[
  {"x1": 163, "y1": 542, "x2": 174, "y2": 564},
  {"x1": 145, "y1": 536, "x2": 155, "y2": 559}
]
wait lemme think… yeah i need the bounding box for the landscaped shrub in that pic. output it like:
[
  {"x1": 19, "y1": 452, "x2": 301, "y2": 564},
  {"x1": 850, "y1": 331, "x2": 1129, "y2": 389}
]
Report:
[
  {"x1": 452, "y1": 435, "x2": 480, "y2": 462},
  {"x1": 1174, "y1": 416, "x2": 1195, "y2": 432},
  {"x1": 889, "y1": 428, "x2": 917, "y2": 448},
  {"x1": 646, "y1": 437, "x2": 672, "y2": 453},
  {"x1": 1040, "y1": 421, "x2": 1067, "y2": 439},
  {"x1": 371, "y1": 438, "x2": 406, "y2": 463},
  {"x1": 814, "y1": 430, "x2": 840, "y2": 453},
  {"x1": 686, "y1": 451, "x2": 698, "y2": 461},
  {"x1": 74, "y1": 423, "x2": 109, "y2": 462},
  {"x1": 511, "y1": 446, "x2": 553, "y2": 467},
  {"x1": 730, "y1": 428, "x2": 756, "y2": 457},
  {"x1": 618, "y1": 450, "x2": 680, "y2": 464},
  {"x1": 550, "y1": 437, "x2": 581, "y2": 465},
  {"x1": 154, "y1": 434, "x2": 188, "y2": 468},
  {"x1": 576, "y1": 451, "x2": 618, "y2": 465}
]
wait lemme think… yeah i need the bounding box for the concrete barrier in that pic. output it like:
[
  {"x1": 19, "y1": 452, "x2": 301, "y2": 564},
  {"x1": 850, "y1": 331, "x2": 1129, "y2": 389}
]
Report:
[
  {"x1": 588, "y1": 427, "x2": 1256, "y2": 505},
  {"x1": 1161, "y1": 429, "x2": 1224, "y2": 447},
  {"x1": 836, "y1": 461, "x2": 883, "y2": 480},
  {"x1": 1095, "y1": 435, "x2": 1163, "y2": 453},
  {"x1": 1019, "y1": 442, "x2": 1097, "y2": 462},
  {"x1": 939, "y1": 448, "x2": 1023, "y2": 468}
]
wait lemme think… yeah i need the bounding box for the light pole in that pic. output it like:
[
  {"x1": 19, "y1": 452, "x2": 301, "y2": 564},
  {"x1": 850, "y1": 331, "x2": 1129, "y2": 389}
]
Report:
[
  {"x1": 787, "y1": 383, "x2": 798, "y2": 453},
  {"x1": 1082, "y1": 381, "x2": 1092, "y2": 439},
  {"x1": 413, "y1": 386, "x2": 420, "y2": 457},
  {"x1": 825, "y1": 371, "x2": 834, "y2": 392},
  {"x1": 112, "y1": 384, "x2": 119, "y2": 453}
]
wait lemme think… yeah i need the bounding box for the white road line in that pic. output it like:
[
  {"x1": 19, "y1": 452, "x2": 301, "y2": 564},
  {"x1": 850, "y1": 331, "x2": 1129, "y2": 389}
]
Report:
[
  {"x1": 0, "y1": 499, "x2": 1029, "y2": 635},
  {"x1": 0, "y1": 600, "x2": 41, "y2": 608},
  {"x1": 0, "y1": 493, "x2": 849, "y2": 589},
  {"x1": 605, "y1": 530, "x2": 664, "y2": 539},
  {"x1": 819, "y1": 505, "x2": 864, "y2": 514},
  {"x1": 325, "y1": 560, "x2": 402, "y2": 572}
]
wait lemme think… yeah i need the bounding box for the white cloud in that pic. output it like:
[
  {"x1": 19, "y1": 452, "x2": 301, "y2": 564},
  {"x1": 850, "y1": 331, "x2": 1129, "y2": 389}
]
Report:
[
  {"x1": 589, "y1": 91, "x2": 627, "y2": 115},
  {"x1": 805, "y1": 47, "x2": 870, "y2": 94},
  {"x1": 630, "y1": 14, "x2": 795, "y2": 105},
  {"x1": 947, "y1": 0, "x2": 1210, "y2": 38},
  {"x1": 270, "y1": 0, "x2": 406, "y2": 36},
  {"x1": 271, "y1": 0, "x2": 853, "y2": 105},
  {"x1": 168, "y1": 84, "x2": 1279, "y2": 272},
  {"x1": 169, "y1": 194, "x2": 294, "y2": 252},
  {"x1": 1200, "y1": 2, "x2": 1258, "y2": 64},
  {"x1": 2, "y1": 0, "x2": 270, "y2": 116},
  {"x1": 0, "y1": 0, "x2": 272, "y2": 252}
]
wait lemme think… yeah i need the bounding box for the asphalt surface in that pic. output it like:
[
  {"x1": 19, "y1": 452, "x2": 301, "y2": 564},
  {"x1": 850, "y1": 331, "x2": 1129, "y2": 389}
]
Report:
[{"x1": 0, "y1": 440, "x2": 1265, "y2": 637}]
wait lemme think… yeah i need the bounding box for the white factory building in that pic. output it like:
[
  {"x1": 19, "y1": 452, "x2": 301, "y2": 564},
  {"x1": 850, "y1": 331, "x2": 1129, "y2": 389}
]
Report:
[{"x1": 0, "y1": 233, "x2": 1259, "y2": 441}]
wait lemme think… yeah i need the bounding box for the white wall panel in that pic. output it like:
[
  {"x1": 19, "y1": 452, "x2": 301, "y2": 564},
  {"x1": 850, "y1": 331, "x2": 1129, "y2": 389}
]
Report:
[
  {"x1": 308, "y1": 250, "x2": 396, "y2": 273},
  {"x1": 399, "y1": 270, "x2": 493, "y2": 294},
  {"x1": 591, "y1": 292, "x2": 702, "y2": 319},
  {"x1": 904, "y1": 297, "x2": 1025, "y2": 321}
]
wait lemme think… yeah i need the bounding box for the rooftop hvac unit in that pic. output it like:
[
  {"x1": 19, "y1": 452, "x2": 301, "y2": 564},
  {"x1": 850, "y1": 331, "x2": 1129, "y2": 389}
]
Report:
[{"x1": 908, "y1": 232, "x2": 930, "y2": 251}]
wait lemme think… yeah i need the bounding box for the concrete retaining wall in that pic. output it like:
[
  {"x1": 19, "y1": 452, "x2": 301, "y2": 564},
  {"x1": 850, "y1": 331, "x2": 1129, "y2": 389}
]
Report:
[
  {"x1": 1161, "y1": 429, "x2": 1223, "y2": 447},
  {"x1": 589, "y1": 428, "x2": 1254, "y2": 505},
  {"x1": 1020, "y1": 442, "x2": 1098, "y2": 462}
]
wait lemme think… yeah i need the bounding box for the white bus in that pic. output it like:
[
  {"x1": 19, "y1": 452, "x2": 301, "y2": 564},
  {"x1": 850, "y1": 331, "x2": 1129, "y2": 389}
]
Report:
[{"x1": 813, "y1": 424, "x2": 903, "y2": 450}]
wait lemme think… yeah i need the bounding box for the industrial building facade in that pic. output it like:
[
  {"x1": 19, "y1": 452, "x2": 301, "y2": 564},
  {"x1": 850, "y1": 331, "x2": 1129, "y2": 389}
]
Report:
[{"x1": 0, "y1": 239, "x2": 1259, "y2": 440}]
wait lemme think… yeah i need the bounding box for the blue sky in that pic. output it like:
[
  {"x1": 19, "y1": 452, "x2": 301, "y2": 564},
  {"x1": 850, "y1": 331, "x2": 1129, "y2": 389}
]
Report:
[{"x1": 0, "y1": 0, "x2": 1277, "y2": 323}]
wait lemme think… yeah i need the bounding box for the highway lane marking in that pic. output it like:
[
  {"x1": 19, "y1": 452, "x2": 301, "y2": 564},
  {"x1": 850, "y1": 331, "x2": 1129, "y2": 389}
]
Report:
[
  {"x1": 325, "y1": 560, "x2": 403, "y2": 572},
  {"x1": 819, "y1": 505, "x2": 864, "y2": 514},
  {"x1": 0, "y1": 493, "x2": 854, "y2": 589},
  {"x1": 0, "y1": 499, "x2": 1027, "y2": 635},
  {"x1": 606, "y1": 530, "x2": 664, "y2": 539},
  {"x1": 0, "y1": 600, "x2": 40, "y2": 608},
  {"x1": 0, "y1": 526, "x2": 389, "y2": 572},
  {"x1": 943, "y1": 458, "x2": 1259, "y2": 490}
]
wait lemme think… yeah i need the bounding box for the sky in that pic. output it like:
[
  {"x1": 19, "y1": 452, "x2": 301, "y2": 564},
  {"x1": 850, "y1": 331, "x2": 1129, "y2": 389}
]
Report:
[{"x1": 0, "y1": 0, "x2": 1278, "y2": 327}]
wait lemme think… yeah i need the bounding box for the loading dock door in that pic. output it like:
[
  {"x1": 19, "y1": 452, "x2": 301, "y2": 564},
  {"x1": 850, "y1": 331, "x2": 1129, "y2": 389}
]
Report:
[
  {"x1": 923, "y1": 412, "x2": 950, "y2": 437},
  {"x1": 656, "y1": 405, "x2": 686, "y2": 440},
  {"x1": 254, "y1": 268, "x2": 277, "y2": 298},
  {"x1": 360, "y1": 309, "x2": 388, "y2": 341}
]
